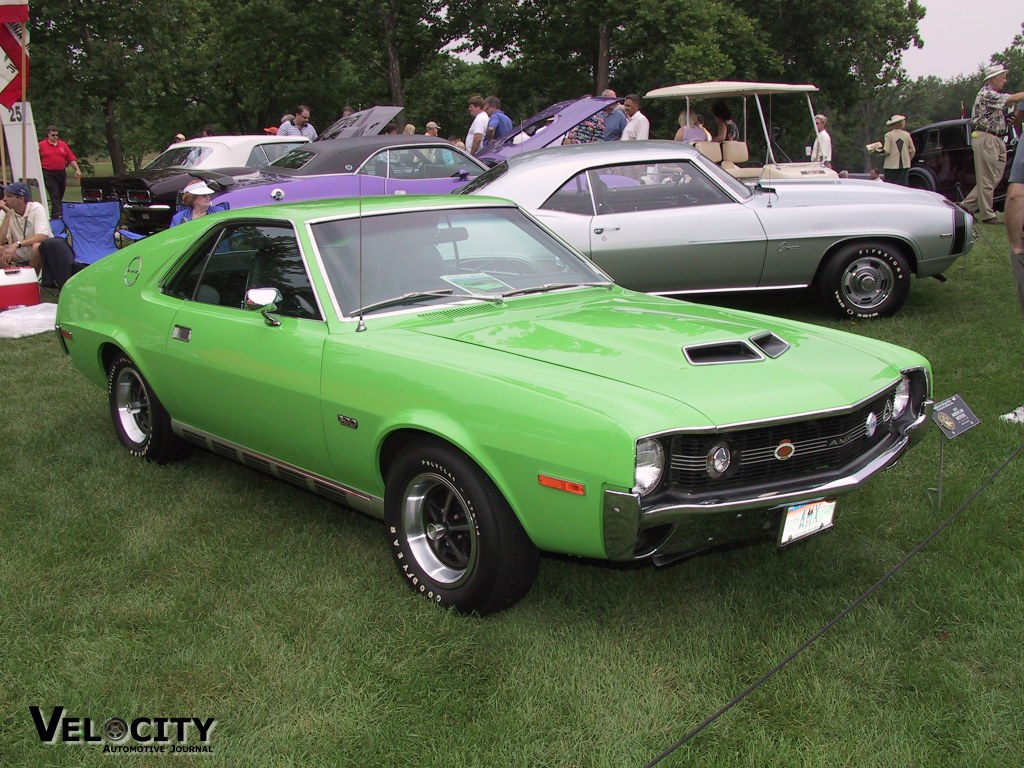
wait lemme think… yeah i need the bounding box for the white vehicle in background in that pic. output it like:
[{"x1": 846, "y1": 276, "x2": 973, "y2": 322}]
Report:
[{"x1": 644, "y1": 81, "x2": 839, "y2": 182}]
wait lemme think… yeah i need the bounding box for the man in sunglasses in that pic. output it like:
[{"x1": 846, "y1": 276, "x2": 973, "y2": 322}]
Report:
[{"x1": 38, "y1": 125, "x2": 82, "y2": 219}]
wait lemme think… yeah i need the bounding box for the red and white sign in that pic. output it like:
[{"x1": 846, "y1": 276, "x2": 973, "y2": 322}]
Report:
[
  {"x1": 0, "y1": 21, "x2": 27, "y2": 108},
  {"x1": 0, "y1": 2, "x2": 28, "y2": 24}
]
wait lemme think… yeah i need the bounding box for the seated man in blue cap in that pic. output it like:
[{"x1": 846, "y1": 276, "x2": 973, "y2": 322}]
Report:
[{"x1": 0, "y1": 180, "x2": 75, "y2": 289}]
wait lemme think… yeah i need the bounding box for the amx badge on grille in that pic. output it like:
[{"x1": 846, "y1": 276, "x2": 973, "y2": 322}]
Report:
[{"x1": 774, "y1": 439, "x2": 796, "y2": 461}]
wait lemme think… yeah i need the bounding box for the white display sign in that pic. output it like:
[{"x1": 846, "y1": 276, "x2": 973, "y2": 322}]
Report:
[{"x1": 1, "y1": 100, "x2": 48, "y2": 213}]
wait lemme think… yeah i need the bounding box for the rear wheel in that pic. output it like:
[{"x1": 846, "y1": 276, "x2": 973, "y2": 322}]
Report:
[
  {"x1": 107, "y1": 354, "x2": 185, "y2": 463},
  {"x1": 907, "y1": 169, "x2": 936, "y2": 192},
  {"x1": 384, "y1": 440, "x2": 539, "y2": 614},
  {"x1": 818, "y1": 241, "x2": 911, "y2": 319}
]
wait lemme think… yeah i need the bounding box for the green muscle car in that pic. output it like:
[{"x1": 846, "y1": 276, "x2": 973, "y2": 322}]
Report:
[{"x1": 56, "y1": 195, "x2": 933, "y2": 614}]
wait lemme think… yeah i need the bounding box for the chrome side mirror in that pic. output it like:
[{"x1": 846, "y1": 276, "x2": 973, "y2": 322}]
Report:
[{"x1": 245, "y1": 287, "x2": 283, "y2": 327}]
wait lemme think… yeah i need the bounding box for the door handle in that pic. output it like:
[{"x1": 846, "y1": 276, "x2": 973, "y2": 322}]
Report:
[{"x1": 593, "y1": 227, "x2": 620, "y2": 234}]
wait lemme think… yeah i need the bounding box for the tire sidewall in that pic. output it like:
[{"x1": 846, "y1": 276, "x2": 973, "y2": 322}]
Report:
[
  {"x1": 385, "y1": 446, "x2": 498, "y2": 611},
  {"x1": 827, "y1": 243, "x2": 910, "y2": 319},
  {"x1": 108, "y1": 356, "x2": 153, "y2": 459}
]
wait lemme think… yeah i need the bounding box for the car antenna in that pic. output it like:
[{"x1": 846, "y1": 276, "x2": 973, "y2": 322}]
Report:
[{"x1": 356, "y1": 139, "x2": 367, "y2": 332}]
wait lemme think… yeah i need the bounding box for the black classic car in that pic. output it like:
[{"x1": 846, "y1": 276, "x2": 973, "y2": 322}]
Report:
[
  {"x1": 80, "y1": 135, "x2": 309, "y2": 234},
  {"x1": 79, "y1": 107, "x2": 410, "y2": 235},
  {"x1": 909, "y1": 118, "x2": 1017, "y2": 210}
]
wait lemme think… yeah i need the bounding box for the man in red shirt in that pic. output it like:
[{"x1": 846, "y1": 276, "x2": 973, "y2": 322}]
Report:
[{"x1": 38, "y1": 125, "x2": 82, "y2": 219}]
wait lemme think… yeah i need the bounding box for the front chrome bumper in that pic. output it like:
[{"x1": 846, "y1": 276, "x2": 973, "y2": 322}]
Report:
[{"x1": 602, "y1": 400, "x2": 933, "y2": 561}]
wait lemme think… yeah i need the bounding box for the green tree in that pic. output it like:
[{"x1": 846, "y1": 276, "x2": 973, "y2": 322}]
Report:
[{"x1": 30, "y1": 0, "x2": 196, "y2": 173}]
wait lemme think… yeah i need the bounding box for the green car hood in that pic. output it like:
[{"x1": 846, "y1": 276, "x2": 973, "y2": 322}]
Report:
[{"x1": 408, "y1": 291, "x2": 920, "y2": 426}]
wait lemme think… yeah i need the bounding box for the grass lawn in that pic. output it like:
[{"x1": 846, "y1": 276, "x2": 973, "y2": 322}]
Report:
[{"x1": 1, "y1": 225, "x2": 1023, "y2": 766}]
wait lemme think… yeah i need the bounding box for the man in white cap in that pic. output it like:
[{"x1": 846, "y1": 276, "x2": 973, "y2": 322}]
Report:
[
  {"x1": 424, "y1": 121, "x2": 441, "y2": 137},
  {"x1": 961, "y1": 64, "x2": 1024, "y2": 224}
]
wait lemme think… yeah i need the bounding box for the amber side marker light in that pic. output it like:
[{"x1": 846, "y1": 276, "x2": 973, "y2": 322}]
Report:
[{"x1": 538, "y1": 474, "x2": 585, "y2": 495}]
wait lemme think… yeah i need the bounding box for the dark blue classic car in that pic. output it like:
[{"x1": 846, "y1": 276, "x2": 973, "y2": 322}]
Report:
[{"x1": 909, "y1": 118, "x2": 1017, "y2": 209}]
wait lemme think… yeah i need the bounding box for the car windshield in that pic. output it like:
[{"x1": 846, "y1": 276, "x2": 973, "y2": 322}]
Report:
[
  {"x1": 311, "y1": 206, "x2": 611, "y2": 316},
  {"x1": 144, "y1": 145, "x2": 214, "y2": 170},
  {"x1": 268, "y1": 148, "x2": 317, "y2": 171},
  {"x1": 456, "y1": 162, "x2": 509, "y2": 194}
]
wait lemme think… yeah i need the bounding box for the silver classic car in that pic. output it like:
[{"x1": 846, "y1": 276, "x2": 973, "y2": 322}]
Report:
[{"x1": 460, "y1": 141, "x2": 974, "y2": 318}]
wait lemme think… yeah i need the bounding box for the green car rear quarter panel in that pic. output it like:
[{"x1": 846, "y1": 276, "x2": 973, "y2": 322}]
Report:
[{"x1": 57, "y1": 196, "x2": 931, "y2": 561}]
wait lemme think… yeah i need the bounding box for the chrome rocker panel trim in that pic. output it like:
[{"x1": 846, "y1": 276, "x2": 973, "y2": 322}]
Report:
[{"x1": 171, "y1": 420, "x2": 384, "y2": 519}]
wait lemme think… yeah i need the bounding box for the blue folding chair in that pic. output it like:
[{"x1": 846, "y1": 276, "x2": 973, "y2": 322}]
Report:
[
  {"x1": 62, "y1": 201, "x2": 122, "y2": 264},
  {"x1": 49, "y1": 218, "x2": 67, "y2": 239}
]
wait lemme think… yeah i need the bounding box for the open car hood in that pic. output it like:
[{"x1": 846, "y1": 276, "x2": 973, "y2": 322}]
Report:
[
  {"x1": 318, "y1": 106, "x2": 405, "y2": 141},
  {"x1": 478, "y1": 97, "x2": 620, "y2": 164}
]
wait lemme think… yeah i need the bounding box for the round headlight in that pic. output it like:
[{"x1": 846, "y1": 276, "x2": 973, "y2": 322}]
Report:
[
  {"x1": 706, "y1": 441, "x2": 731, "y2": 479},
  {"x1": 892, "y1": 376, "x2": 911, "y2": 419},
  {"x1": 634, "y1": 438, "x2": 665, "y2": 496}
]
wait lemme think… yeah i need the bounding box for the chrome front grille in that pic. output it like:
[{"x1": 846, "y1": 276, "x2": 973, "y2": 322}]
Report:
[{"x1": 666, "y1": 389, "x2": 896, "y2": 496}]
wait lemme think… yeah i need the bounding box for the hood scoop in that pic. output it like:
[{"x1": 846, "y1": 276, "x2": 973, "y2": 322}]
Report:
[{"x1": 684, "y1": 331, "x2": 790, "y2": 365}]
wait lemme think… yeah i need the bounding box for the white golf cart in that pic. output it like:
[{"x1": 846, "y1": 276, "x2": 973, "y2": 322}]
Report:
[{"x1": 644, "y1": 81, "x2": 839, "y2": 182}]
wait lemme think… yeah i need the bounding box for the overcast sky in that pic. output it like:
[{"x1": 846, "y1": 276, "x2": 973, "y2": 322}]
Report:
[{"x1": 902, "y1": 0, "x2": 1022, "y2": 81}]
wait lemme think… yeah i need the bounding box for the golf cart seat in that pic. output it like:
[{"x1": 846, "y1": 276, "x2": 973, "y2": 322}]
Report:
[
  {"x1": 693, "y1": 141, "x2": 722, "y2": 163},
  {"x1": 720, "y1": 141, "x2": 762, "y2": 179}
]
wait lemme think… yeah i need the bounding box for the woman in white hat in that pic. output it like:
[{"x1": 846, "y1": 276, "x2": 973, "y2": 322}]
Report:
[
  {"x1": 881, "y1": 115, "x2": 915, "y2": 185},
  {"x1": 170, "y1": 180, "x2": 227, "y2": 226}
]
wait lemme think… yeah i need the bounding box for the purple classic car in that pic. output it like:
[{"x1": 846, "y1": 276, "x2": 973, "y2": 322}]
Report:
[
  {"x1": 477, "y1": 96, "x2": 622, "y2": 165},
  {"x1": 210, "y1": 135, "x2": 488, "y2": 211}
]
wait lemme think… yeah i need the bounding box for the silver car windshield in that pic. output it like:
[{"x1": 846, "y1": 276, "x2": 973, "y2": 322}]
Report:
[{"x1": 311, "y1": 206, "x2": 612, "y2": 316}]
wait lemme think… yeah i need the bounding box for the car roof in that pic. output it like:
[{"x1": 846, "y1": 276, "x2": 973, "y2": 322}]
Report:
[
  {"x1": 910, "y1": 118, "x2": 969, "y2": 133},
  {"x1": 176, "y1": 135, "x2": 310, "y2": 148},
  {"x1": 269, "y1": 135, "x2": 486, "y2": 175},
  {"x1": 645, "y1": 81, "x2": 820, "y2": 99},
  {"x1": 504, "y1": 139, "x2": 703, "y2": 170},
  {"x1": 214, "y1": 193, "x2": 516, "y2": 221}
]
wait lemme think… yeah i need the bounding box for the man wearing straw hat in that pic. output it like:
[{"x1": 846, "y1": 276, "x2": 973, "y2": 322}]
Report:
[{"x1": 961, "y1": 64, "x2": 1024, "y2": 224}]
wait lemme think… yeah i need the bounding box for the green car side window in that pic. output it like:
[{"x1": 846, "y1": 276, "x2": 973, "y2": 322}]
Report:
[{"x1": 165, "y1": 223, "x2": 321, "y2": 320}]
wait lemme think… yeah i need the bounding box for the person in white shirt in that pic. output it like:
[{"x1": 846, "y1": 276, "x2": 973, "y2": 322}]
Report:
[
  {"x1": 0, "y1": 181, "x2": 52, "y2": 271},
  {"x1": 811, "y1": 114, "x2": 832, "y2": 167},
  {"x1": 465, "y1": 96, "x2": 490, "y2": 155},
  {"x1": 621, "y1": 94, "x2": 650, "y2": 141}
]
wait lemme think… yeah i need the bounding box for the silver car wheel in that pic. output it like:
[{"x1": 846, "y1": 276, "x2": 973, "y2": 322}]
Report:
[
  {"x1": 401, "y1": 471, "x2": 478, "y2": 586},
  {"x1": 839, "y1": 255, "x2": 895, "y2": 310},
  {"x1": 113, "y1": 367, "x2": 152, "y2": 446}
]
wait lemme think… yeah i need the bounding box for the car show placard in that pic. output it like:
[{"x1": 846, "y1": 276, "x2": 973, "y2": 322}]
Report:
[{"x1": 931, "y1": 394, "x2": 980, "y2": 439}]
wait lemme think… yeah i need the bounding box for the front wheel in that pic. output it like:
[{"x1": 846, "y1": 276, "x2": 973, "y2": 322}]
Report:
[
  {"x1": 107, "y1": 354, "x2": 185, "y2": 463},
  {"x1": 818, "y1": 242, "x2": 911, "y2": 319},
  {"x1": 384, "y1": 440, "x2": 539, "y2": 614}
]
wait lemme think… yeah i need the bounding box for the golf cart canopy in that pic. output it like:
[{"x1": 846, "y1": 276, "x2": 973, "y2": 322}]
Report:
[
  {"x1": 645, "y1": 81, "x2": 820, "y2": 99},
  {"x1": 643, "y1": 80, "x2": 836, "y2": 180}
]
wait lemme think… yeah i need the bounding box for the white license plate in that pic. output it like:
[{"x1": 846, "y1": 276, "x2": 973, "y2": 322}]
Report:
[{"x1": 779, "y1": 499, "x2": 836, "y2": 545}]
